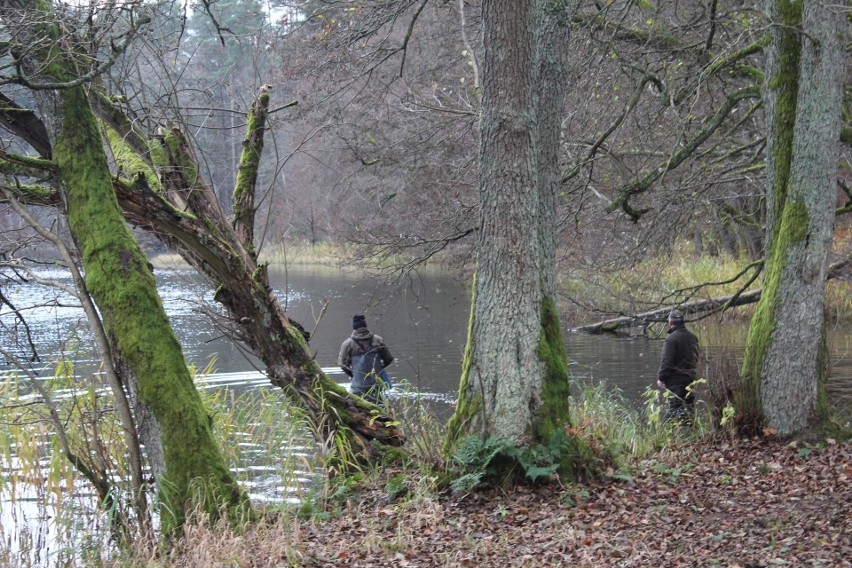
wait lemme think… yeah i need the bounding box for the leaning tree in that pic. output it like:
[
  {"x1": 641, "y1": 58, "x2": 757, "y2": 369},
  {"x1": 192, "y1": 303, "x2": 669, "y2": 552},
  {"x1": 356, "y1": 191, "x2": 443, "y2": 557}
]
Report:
[
  {"x1": 0, "y1": 0, "x2": 404, "y2": 532},
  {"x1": 0, "y1": 0, "x2": 247, "y2": 533}
]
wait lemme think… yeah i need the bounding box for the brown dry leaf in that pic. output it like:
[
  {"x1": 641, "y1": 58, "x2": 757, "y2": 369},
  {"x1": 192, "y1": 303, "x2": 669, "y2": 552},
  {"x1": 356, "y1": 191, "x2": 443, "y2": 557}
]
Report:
[{"x1": 293, "y1": 439, "x2": 850, "y2": 567}]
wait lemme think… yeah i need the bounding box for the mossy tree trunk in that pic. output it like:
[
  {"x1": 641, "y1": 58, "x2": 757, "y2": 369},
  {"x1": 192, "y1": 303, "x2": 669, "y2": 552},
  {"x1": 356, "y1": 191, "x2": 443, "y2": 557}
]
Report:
[
  {"x1": 6, "y1": 0, "x2": 249, "y2": 534},
  {"x1": 446, "y1": 0, "x2": 574, "y2": 458},
  {"x1": 737, "y1": 0, "x2": 845, "y2": 436},
  {"x1": 5, "y1": 84, "x2": 406, "y2": 473},
  {"x1": 96, "y1": 89, "x2": 405, "y2": 468}
]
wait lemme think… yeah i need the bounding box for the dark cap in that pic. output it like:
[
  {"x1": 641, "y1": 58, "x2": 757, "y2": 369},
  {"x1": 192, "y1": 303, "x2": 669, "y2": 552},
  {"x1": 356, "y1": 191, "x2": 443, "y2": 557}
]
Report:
[
  {"x1": 668, "y1": 310, "x2": 684, "y2": 324},
  {"x1": 352, "y1": 314, "x2": 367, "y2": 330}
]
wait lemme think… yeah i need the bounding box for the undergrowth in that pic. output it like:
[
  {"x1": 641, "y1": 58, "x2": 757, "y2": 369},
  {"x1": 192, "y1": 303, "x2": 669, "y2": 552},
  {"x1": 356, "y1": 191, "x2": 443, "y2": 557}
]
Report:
[{"x1": 1, "y1": 357, "x2": 841, "y2": 567}]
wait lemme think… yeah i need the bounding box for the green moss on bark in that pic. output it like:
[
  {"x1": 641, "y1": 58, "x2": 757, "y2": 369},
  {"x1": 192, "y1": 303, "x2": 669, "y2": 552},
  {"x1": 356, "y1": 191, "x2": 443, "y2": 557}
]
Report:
[
  {"x1": 232, "y1": 90, "x2": 269, "y2": 241},
  {"x1": 535, "y1": 295, "x2": 585, "y2": 478},
  {"x1": 162, "y1": 128, "x2": 202, "y2": 184},
  {"x1": 767, "y1": 0, "x2": 802, "y2": 226},
  {"x1": 534, "y1": 296, "x2": 572, "y2": 441},
  {"x1": 445, "y1": 273, "x2": 481, "y2": 454},
  {"x1": 102, "y1": 124, "x2": 162, "y2": 192},
  {"x1": 54, "y1": 84, "x2": 247, "y2": 536},
  {"x1": 738, "y1": 0, "x2": 802, "y2": 433},
  {"x1": 738, "y1": 199, "x2": 809, "y2": 430}
]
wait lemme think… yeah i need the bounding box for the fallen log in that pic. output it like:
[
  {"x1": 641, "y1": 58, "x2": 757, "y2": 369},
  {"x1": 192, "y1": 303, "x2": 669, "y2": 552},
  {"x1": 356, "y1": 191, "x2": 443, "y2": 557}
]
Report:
[
  {"x1": 573, "y1": 289, "x2": 762, "y2": 334},
  {"x1": 573, "y1": 256, "x2": 850, "y2": 335}
]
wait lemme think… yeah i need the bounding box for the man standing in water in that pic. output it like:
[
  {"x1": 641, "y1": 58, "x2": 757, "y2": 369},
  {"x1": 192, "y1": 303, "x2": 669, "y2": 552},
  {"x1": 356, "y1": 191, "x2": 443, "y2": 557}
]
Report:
[
  {"x1": 657, "y1": 310, "x2": 700, "y2": 423},
  {"x1": 338, "y1": 314, "x2": 394, "y2": 404}
]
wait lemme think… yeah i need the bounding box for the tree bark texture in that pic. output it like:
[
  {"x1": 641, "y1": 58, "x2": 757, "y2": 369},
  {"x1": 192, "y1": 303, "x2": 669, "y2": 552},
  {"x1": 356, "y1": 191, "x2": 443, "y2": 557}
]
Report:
[
  {"x1": 99, "y1": 92, "x2": 405, "y2": 468},
  {"x1": 447, "y1": 0, "x2": 574, "y2": 449},
  {"x1": 32, "y1": 66, "x2": 246, "y2": 537},
  {"x1": 739, "y1": 0, "x2": 845, "y2": 436}
]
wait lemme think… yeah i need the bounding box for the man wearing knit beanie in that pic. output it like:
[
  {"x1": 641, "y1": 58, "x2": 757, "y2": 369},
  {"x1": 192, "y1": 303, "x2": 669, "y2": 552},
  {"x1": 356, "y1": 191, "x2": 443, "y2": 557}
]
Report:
[
  {"x1": 352, "y1": 314, "x2": 367, "y2": 330},
  {"x1": 338, "y1": 314, "x2": 394, "y2": 404},
  {"x1": 657, "y1": 309, "x2": 700, "y2": 424}
]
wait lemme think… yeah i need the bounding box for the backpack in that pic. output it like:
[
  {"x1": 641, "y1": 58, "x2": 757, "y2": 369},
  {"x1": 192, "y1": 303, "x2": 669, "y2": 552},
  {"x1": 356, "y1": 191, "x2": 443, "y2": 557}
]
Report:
[{"x1": 349, "y1": 337, "x2": 393, "y2": 401}]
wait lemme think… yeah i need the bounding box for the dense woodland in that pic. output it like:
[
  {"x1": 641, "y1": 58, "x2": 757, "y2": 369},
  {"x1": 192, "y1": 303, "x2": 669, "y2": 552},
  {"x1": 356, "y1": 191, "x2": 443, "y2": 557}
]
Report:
[{"x1": 0, "y1": 0, "x2": 849, "y2": 564}]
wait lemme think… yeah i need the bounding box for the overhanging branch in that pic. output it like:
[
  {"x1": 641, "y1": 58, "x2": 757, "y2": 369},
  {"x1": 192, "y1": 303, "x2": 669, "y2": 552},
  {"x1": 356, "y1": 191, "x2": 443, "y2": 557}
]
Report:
[
  {"x1": 607, "y1": 85, "x2": 761, "y2": 221},
  {"x1": 0, "y1": 92, "x2": 52, "y2": 157}
]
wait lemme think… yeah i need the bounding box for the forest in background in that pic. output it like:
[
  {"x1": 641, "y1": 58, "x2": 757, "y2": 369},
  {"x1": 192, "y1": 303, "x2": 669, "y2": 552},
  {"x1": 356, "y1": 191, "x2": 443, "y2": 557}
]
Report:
[
  {"x1": 2, "y1": 0, "x2": 849, "y2": 322},
  {"x1": 0, "y1": 1, "x2": 849, "y2": 565}
]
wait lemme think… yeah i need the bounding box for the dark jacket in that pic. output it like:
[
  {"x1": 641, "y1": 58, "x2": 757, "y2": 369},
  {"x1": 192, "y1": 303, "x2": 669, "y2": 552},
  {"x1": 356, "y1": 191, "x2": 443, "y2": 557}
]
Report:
[
  {"x1": 658, "y1": 324, "x2": 699, "y2": 387},
  {"x1": 338, "y1": 328, "x2": 394, "y2": 378}
]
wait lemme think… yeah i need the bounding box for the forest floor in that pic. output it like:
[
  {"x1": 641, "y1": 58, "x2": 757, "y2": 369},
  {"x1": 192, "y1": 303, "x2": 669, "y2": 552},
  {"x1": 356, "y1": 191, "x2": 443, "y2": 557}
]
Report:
[{"x1": 294, "y1": 437, "x2": 850, "y2": 567}]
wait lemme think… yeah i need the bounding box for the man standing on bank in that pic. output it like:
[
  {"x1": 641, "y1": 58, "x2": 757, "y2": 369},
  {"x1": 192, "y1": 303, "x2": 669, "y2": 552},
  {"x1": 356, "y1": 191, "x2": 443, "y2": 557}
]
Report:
[
  {"x1": 657, "y1": 309, "x2": 700, "y2": 423},
  {"x1": 339, "y1": 314, "x2": 394, "y2": 404}
]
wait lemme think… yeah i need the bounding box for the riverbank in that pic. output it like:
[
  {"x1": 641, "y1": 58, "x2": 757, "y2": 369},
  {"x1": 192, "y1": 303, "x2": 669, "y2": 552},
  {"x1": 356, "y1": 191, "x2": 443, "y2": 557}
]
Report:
[
  {"x1": 148, "y1": 240, "x2": 410, "y2": 270},
  {"x1": 149, "y1": 237, "x2": 851, "y2": 326},
  {"x1": 123, "y1": 437, "x2": 849, "y2": 567}
]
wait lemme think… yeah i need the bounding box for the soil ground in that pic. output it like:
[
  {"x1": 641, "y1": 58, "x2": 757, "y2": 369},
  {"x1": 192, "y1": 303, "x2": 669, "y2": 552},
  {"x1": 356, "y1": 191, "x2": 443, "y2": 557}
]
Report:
[{"x1": 295, "y1": 438, "x2": 850, "y2": 567}]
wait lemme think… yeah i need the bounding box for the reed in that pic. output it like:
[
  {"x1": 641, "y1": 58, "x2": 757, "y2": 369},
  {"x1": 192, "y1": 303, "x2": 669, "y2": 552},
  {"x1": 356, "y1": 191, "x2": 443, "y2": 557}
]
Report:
[
  {"x1": 258, "y1": 240, "x2": 350, "y2": 266},
  {"x1": 569, "y1": 381, "x2": 716, "y2": 466},
  {"x1": 0, "y1": 361, "x2": 139, "y2": 568},
  {"x1": 104, "y1": 514, "x2": 303, "y2": 568},
  {"x1": 0, "y1": 355, "x2": 326, "y2": 567}
]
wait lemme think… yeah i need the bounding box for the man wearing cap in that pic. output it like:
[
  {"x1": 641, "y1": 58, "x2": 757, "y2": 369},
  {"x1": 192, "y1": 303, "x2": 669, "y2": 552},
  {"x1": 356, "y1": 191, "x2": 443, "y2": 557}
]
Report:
[
  {"x1": 338, "y1": 314, "x2": 395, "y2": 404},
  {"x1": 657, "y1": 310, "x2": 700, "y2": 423}
]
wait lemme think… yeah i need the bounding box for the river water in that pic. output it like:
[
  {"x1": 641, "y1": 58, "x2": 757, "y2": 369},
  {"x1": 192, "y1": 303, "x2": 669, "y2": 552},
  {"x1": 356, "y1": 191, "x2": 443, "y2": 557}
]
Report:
[{"x1": 2, "y1": 263, "x2": 851, "y2": 415}]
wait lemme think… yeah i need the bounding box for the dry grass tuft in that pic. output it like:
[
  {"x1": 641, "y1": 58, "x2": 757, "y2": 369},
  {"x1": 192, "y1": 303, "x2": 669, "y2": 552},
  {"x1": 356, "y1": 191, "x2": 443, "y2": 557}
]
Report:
[{"x1": 108, "y1": 514, "x2": 303, "y2": 568}]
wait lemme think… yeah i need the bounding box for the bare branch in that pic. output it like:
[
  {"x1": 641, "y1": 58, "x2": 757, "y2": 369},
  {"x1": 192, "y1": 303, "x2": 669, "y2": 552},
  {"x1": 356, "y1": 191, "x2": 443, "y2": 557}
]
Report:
[
  {"x1": 2, "y1": 188, "x2": 148, "y2": 517},
  {"x1": 607, "y1": 85, "x2": 761, "y2": 221},
  {"x1": 6, "y1": 13, "x2": 152, "y2": 91}
]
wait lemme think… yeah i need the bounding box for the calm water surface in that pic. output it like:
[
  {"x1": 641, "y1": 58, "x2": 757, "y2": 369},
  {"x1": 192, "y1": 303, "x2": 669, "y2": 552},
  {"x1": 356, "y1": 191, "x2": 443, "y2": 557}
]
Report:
[{"x1": 2, "y1": 264, "x2": 850, "y2": 411}]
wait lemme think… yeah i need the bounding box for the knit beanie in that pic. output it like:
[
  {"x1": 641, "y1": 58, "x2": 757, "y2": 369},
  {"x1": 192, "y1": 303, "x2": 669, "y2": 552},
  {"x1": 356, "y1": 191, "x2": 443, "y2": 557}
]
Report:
[
  {"x1": 352, "y1": 314, "x2": 367, "y2": 330},
  {"x1": 668, "y1": 310, "x2": 684, "y2": 324}
]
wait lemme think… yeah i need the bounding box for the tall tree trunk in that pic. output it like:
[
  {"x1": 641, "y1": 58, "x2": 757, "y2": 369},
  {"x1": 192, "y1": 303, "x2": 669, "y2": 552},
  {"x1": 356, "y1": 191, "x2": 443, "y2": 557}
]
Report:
[
  {"x1": 738, "y1": 0, "x2": 844, "y2": 435},
  {"x1": 447, "y1": 0, "x2": 574, "y2": 454},
  {"x1": 3, "y1": 0, "x2": 248, "y2": 535}
]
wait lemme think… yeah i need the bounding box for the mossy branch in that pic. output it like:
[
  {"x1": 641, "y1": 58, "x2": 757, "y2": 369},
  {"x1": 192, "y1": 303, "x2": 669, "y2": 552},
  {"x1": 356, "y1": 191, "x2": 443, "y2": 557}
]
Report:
[
  {"x1": 0, "y1": 148, "x2": 54, "y2": 172},
  {"x1": 573, "y1": 11, "x2": 686, "y2": 51},
  {"x1": 672, "y1": 36, "x2": 769, "y2": 105},
  {"x1": 90, "y1": 90, "x2": 161, "y2": 170},
  {"x1": 0, "y1": 181, "x2": 58, "y2": 206},
  {"x1": 232, "y1": 85, "x2": 271, "y2": 254}
]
